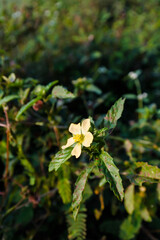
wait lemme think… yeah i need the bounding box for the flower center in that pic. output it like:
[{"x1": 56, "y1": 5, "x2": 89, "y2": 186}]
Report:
[{"x1": 73, "y1": 134, "x2": 84, "y2": 144}]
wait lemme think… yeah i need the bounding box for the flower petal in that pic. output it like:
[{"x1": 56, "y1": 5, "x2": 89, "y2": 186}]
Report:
[
  {"x1": 62, "y1": 137, "x2": 75, "y2": 149},
  {"x1": 82, "y1": 132, "x2": 93, "y2": 147},
  {"x1": 81, "y1": 118, "x2": 91, "y2": 135},
  {"x1": 71, "y1": 143, "x2": 81, "y2": 158},
  {"x1": 69, "y1": 123, "x2": 81, "y2": 135}
]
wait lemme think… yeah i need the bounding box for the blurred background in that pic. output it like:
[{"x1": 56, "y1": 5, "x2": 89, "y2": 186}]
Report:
[
  {"x1": 1, "y1": 0, "x2": 160, "y2": 239},
  {"x1": 1, "y1": 0, "x2": 160, "y2": 101}
]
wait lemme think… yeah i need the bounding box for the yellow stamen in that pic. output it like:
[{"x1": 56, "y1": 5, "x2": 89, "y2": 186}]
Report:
[{"x1": 73, "y1": 134, "x2": 84, "y2": 144}]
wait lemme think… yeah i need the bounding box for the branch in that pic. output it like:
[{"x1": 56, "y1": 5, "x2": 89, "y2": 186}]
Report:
[
  {"x1": 53, "y1": 126, "x2": 60, "y2": 149},
  {"x1": 0, "y1": 123, "x2": 7, "y2": 128},
  {"x1": 141, "y1": 226, "x2": 158, "y2": 240}
]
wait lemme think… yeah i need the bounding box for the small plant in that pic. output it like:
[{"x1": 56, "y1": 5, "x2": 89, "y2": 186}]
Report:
[{"x1": 49, "y1": 98, "x2": 125, "y2": 219}]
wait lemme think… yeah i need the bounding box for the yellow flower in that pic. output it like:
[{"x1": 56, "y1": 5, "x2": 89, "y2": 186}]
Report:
[{"x1": 62, "y1": 118, "x2": 93, "y2": 158}]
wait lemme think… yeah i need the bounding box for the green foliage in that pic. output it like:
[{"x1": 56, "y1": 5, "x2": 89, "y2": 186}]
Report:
[
  {"x1": 58, "y1": 178, "x2": 71, "y2": 204},
  {"x1": 104, "y1": 97, "x2": 125, "y2": 130},
  {"x1": 99, "y1": 151, "x2": 124, "y2": 201},
  {"x1": 0, "y1": 95, "x2": 19, "y2": 105},
  {"x1": 66, "y1": 205, "x2": 87, "y2": 240},
  {"x1": 16, "y1": 96, "x2": 41, "y2": 120},
  {"x1": 16, "y1": 80, "x2": 58, "y2": 119},
  {"x1": 57, "y1": 164, "x2": 72, "y2": 204},
  {"x1": 2, "y1": 73, "x2": 16, "y2": 83},
  {"x1": 72, "y1": 163, "x2": 94, "y2": 220},
  {"x1": 52, "y1": 85, "x2": 75, "y2": 99},
  {"x1": 129, "y1": 162, "x2": 160, "y2": 185},
  {"x1": 124, "y1": 184, "x2": 134, "y2": 215},
  {"x1": 73, "y1": 77, "x2": 102, "y2": 95},
  {"x1": 1, "y1": 0, "x2": 160, "y2": 239},
  {"x1": 49, "y1": 147, "x2": 73, "y2": 172},
  {"x1": 120, "y1": 212, "x2": 142, "y2": 240},
  {"x1": 141, "y1": 207, "x2": 152, "y2": 222}
]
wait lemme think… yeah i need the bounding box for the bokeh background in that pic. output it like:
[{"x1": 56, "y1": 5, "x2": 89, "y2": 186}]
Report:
[{"x1": 1, "y1": 0, "x2": 160, "y2": 239}]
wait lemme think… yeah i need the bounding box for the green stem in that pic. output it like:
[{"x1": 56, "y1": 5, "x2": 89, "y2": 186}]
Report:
[{"x1": 135, "y1": 79, "x2": 143, "y2": 119}]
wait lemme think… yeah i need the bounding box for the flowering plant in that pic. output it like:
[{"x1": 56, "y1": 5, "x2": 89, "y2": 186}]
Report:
[{"x1": 49, "y1": 98, "x2": 125, "y2": 219}]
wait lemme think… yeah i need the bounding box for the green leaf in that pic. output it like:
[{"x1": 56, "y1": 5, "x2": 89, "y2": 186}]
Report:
[
  {"x1": 0, "y1": 95, "x2": 19, "y2": 106},
  {"x1": 20, "y1": 158, "x2": 35, "y2": 185},
  {"x1": 49, "y1": 147, "x2": 72, "y2": 172},
  {"x1": 99, "y1": 150, "x2": 124, "y2": 201},
  {"x1": 128, "y1": 162, "x2": 160, "y2": 186},
  {"x1": 99, "y1": 177, "x2": 107, "y2": 187},
  {"x1": 32, "y1": 85, "x2": 46, "y2": 96},
  {"x1": 16, "y1": 96, "x2": 41, "y2": 120},
  {"x1": 124, "y1": 184, "x2": 134, "y2": 214},
  {"x1": 57, "y1": 163, "x2": 72, "y2": 204},
  {"x1": 82, "y1": 183, "x2": 93, "y2": 202},
  {"x1": 95, "y1": 127, "x2": 108, "y2": 137},
  {"x1": 8, "y1": 73, "x2": 16, "y2": 82},
  {"x1": 58, "y1": 178, "x2": 71, "y2": 204},
  {"x1": 123, "y1": 94, "x2": 137, "y2": 100},
  {"x1": 66, "y1": 204, "x2": 87, "y2": 240},
  {"x1": 52, "y1": 85, "x2": 75, "y2": 99},
  {"x1": 45, "y1": 80, "x2": 58, "y2": 92},
  {"x1": 157, "y1": 183, "x2": 160, "y2": 201},
  {"x1": 141, "y1": 207, "x2": 152, "y2": 222},
  {"x1": 86, "y1": 84, "x2": 102, "y2": 95},
  {"x1": 104, "y1": 97, "x2": 125, "y2": 130},
  {"x1": 119, "y1": 212, "x2": 142, "y2": 240},
  {"x1": 72, "y1": 163, "x2": 94, "y2": 220}
]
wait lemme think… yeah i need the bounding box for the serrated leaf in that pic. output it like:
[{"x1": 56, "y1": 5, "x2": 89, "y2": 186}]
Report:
[
  {"x1": 124, "y1": 184, "x2": 134, "y2": 214},
  {"x1": 104, "y1": 97, "x2": 125, "y2": 130},
  {"x1": 66, "y1": 204, "x2": 87, "y2": 240},
  {"x1": 49, "y1": 147, "x2": 72, "y2": 172},
  {"x1": 99, "y1": 150, "x2": 124, "y2": 201},
  {"x1": 128, "y1": 162, "x2": 160, "y2": 186},
  {"x1": 16, "y1": 96, "x2": 41, "y2": 120},
  {"x1": 0, "y1": 95, "x2": 19, "y2": 106},
  {"x1": 52, "y1": 85, "x2": 75, "y2": 99},
  {"x1": 72, "y1": 163, "x2": 94, "y2": 220}
]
